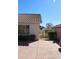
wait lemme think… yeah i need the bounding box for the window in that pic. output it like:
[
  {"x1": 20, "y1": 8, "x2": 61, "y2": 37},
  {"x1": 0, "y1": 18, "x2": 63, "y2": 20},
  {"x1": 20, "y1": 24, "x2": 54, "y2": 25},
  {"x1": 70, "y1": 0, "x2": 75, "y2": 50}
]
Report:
[{"x1": 18, "y1": 25, "x2": 29, "y2": 35}]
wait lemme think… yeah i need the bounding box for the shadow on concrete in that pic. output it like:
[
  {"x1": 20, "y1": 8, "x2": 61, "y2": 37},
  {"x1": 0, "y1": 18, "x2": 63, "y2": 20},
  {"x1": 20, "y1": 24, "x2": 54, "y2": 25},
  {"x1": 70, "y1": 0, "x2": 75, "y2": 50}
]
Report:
[
  {"x1": 18, "y1": 41, "x2": 29, "y2": 46},
  {"x1": 58, "y1": 48, "x2": 61, "y2": 52},
  {"x1": 52, "y1": 39, "x2": 61, "y2": 53},
  {"x1": 18, "y1": 40, "x2": 37, "y2": 46}
]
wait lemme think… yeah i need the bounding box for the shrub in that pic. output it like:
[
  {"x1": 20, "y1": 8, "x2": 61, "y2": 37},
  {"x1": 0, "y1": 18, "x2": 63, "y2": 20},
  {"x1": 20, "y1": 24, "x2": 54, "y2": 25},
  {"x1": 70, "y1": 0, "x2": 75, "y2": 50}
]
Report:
[
  {"x1": 28, "y1": 35, "x2": 36, "y2": 41},
  {"x1": 48, "y1": 28, "x2": 56, "y2": 32},
  {"x1": 18, "y1": 35, "x2": 36, "y2": 41},
  {"x1": 48, "y1": 31, "x2": 57, "y2": 41}
]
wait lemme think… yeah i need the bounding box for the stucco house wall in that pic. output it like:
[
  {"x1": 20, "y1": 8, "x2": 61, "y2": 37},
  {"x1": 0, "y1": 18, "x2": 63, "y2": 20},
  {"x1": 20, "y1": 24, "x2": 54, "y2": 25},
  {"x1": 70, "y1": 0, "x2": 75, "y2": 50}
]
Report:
[
  {"x1": 29, "y1": 24, "x2": 40, "y2": 40},
  {"x1": 18, "y1": 14, "x2": 41, "y2": 40}
]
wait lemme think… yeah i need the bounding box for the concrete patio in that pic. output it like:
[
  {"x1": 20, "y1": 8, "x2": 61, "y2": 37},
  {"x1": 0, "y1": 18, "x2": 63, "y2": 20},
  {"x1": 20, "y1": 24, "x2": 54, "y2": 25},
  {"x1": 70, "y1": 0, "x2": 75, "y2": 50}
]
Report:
[{"x1": 18, "y1": 40, "x2": 61, "y2": 59}]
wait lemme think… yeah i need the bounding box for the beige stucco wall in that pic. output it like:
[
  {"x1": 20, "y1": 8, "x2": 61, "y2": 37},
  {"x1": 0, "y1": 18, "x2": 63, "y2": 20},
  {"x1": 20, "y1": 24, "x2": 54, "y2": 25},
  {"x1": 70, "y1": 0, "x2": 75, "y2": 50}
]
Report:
[
  {"x1": 30, "y1": 24, "x2": 40, "y2": 40},
  {"x1": 18, "y1": 14, "x2": 41, "y2": 40}
]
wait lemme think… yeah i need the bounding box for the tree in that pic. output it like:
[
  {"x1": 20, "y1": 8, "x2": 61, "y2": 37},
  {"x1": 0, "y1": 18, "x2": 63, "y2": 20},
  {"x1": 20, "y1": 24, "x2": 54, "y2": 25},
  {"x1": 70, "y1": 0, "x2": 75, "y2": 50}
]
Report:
[{"x1": 46, "y1": 23, "x2": 53, "y2": 29}]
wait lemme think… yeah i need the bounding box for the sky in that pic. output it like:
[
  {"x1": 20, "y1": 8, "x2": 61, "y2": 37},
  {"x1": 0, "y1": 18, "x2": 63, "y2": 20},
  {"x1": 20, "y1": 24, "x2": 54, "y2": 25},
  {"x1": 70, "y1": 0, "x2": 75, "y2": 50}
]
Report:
[{"x1": 18, "y1": 0, "x2": 61, "y2": 27}]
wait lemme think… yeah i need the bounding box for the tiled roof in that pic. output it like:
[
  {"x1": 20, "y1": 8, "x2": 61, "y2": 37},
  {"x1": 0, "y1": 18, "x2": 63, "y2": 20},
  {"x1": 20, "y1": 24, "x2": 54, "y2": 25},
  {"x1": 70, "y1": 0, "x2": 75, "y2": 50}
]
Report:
[
  {"x1": 18, "y1": 14, "x2": 42, "y2": 23},
  {"x1": 54, "y1": 24, "x2": 61, "y2": 28}
]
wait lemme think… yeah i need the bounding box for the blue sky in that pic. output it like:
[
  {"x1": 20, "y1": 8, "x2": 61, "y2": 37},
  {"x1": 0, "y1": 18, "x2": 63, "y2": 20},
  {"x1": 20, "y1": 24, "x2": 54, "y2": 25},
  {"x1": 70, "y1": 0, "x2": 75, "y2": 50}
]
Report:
[{"x1": 18, "y1": 0, "x2": 61, "y2": 27}]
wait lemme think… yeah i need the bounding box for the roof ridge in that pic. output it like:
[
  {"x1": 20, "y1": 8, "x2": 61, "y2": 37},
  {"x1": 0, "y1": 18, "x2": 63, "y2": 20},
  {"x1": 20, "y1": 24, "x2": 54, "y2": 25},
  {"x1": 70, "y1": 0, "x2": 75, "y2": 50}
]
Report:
[{"x1": 18, "y1": 14, "x2": 41, "y2": 15}]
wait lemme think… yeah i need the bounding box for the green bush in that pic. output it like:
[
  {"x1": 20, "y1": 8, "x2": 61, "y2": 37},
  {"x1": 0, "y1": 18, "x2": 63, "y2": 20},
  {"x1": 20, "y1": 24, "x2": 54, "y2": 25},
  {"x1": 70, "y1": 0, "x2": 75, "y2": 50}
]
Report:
[
  {"x1": 48, "y1": 28, "x2": 56, "y2": 32},
  {"x1": 18, "y1": 35, "x2": 36, "y2": 41},
  {"x1": 28, "y1": 35, "x2": 36, "y2": 41},
  {"x1": 48, "y1": 31, "x2": 57, "y2": 41}
]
